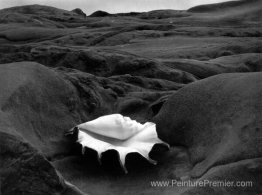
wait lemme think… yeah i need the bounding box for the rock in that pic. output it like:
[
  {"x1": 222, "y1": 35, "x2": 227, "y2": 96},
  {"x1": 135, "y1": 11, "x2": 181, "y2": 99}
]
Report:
[
  {"x1": 0, "y1": 62, "x2": 88, "y2": 194},
  {"x1": 0, "y1": 4, "x2": 85, "y2": 28},
  {"x1": 0, "y1": 27, "x2": 67, "y2": 42},
  {"x1": 0, "y1": 61, "x2": 81, "y2": 158},
  {"x1": 89, "y1": 10, "x2": 110, "y2": 17},
  {"x1": 20, "y1": 47, "x2": 197, "y2": 83},
  {"x1": 155, "y1": 72, "x2": 262, "y2": 178},
  {"x1": 139, "y1": 10, "x2": 191, "y2": 19},
  {"x1": 60, "y1": 68, "x2": 178, "y2": 122},
  {"x1": 161, "y1": 53, "x2": 262, "y2": 78},
  {"x1": 0, "y1": 132, "x2": 84, "y2": 195},
  {"x1": 188, "y1": 0, "x2": 260, "y2": 13},
  {"x1": 71, "y1": 8, "x2": 87, "y2": 17},
  {"x1": 52, "y1": 146, "x2": 191, "y2": 194},
  {"x1": 182, "y1": 158, "x2": 262, "y2": 195},
  {"x1": 0, "y1": 4, "x2": 77, "y2": 17}
]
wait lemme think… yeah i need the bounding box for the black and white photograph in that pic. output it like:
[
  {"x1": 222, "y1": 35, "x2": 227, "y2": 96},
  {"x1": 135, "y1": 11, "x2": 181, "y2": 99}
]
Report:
[{"x1": 0, "y1": 0, "x2": 261, "y2": 194}]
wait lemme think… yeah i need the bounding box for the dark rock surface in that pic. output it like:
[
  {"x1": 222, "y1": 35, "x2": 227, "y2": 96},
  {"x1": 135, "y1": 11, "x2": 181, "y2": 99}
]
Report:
[
  {"x1": 0, "y1": 132, "x2": 85, "y2": 195},
  {"x1": 89, "y1": 10, "x2": 111, "y2": 17},
  {"x1": 181, "y1": 158, "x2": 262, "y2": 195},
  {"x1": 72, "y1": 8, "x2": 87, "y2": 18},
  {"x1": 0, "y1": 0, "x2": 262, "y2": 194},
  {"x1": 155, "y1": 72, "x2": 262, "y2": 179}
]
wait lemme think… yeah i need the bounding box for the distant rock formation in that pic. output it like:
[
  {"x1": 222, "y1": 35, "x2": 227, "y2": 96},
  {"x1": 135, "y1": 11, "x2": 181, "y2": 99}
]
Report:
[
  {"x1": 0, "y1": 4, "x2": 77, "y2": 16},
  {"x1": 72, "y1": 8, "x2": 87, "y2": 17},
  {"x1": 0, "y1": 4, "x2": 84, "y2": 27},
  {"x1": 89, "y1": 10, "x2": 110, "y2": 17},
  {"x1": 188, "y1": 0, "x2": 261, "y2": 12}
]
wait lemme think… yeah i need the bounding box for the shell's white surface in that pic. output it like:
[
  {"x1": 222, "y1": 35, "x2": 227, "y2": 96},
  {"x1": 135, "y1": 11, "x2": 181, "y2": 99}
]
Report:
[{"x1": 76, "y1": 114, "x2": 169, "y2": 173}]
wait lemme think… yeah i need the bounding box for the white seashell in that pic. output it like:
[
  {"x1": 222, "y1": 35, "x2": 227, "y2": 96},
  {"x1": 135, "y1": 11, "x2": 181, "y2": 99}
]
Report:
[{"x1": 69, "y1": 114, "x2": 169, "y2": 173}]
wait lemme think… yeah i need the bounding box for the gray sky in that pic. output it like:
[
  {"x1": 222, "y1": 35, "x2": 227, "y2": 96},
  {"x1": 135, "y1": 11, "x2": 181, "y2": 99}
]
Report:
[{"x1": 0, "y1": 0, "x2": 232, "y2": 14}]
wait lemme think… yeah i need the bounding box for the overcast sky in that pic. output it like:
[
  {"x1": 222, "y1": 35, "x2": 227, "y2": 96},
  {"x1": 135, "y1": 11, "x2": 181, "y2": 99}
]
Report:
[{"x1": 0, "y1": 0, "x2": 232, "y2": 14}]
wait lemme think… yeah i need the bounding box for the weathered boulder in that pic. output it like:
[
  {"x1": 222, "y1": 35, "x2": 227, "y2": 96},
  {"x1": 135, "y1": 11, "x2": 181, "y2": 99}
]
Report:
[
  {"x1": 0, "y1": 132, "x2": 85, "y2": 195},
  {"x1": 155, "y1": 72, "x2": 262, "y2": 177}
]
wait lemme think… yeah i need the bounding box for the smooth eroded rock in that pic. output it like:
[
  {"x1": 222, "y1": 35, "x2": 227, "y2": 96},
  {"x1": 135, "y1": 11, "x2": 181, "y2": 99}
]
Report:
[{"x1": 155, "y1": 72, "x2": 262, "y2": 177}]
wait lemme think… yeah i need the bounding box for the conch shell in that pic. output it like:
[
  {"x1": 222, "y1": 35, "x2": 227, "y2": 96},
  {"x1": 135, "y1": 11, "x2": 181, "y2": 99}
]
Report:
[{"x1": 67, "y1": 114, "x2": 169, "y2": 173}]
